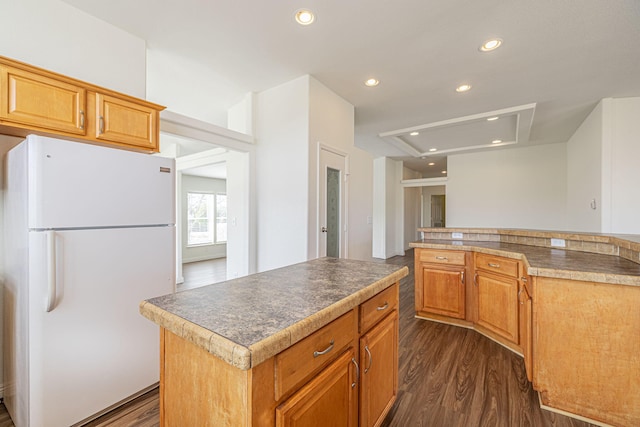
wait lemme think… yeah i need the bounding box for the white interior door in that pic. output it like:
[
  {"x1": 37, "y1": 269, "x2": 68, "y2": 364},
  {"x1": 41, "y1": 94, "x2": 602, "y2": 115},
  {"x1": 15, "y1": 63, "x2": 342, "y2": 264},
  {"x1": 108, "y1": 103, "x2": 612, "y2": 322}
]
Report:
[{"x1": 319, "y1": 147, "x2": 347, "y2": 258}]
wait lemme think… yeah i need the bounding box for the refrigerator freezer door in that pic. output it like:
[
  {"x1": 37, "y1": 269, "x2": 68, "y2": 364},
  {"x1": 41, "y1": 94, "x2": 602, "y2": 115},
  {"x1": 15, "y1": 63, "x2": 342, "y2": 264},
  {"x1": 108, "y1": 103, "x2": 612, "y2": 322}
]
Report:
[
  {"x1": 26, "y1": 135, "x2": 175, "y2": 229},
  {"x1": 27, "y1": 226, "x2": 174, "y2": 427}
]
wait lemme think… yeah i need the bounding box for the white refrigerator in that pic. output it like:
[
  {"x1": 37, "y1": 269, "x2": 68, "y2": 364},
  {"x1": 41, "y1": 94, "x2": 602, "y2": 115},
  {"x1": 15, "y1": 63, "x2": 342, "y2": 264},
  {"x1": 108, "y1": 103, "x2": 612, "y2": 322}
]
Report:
[{"x1": 4, "y1": 135, "x2": 175, "y2": 427}]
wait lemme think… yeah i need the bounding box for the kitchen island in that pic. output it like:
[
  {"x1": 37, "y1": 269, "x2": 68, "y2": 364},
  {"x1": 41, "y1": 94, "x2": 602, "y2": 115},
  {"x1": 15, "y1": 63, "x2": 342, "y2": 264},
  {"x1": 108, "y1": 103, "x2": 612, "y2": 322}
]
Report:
[
  {"x1": 411, "y1": 228, "x2": 640, "y2": 427},
  {"x1": 140, "y1": 257, "x2": 408, "y2": 426}
]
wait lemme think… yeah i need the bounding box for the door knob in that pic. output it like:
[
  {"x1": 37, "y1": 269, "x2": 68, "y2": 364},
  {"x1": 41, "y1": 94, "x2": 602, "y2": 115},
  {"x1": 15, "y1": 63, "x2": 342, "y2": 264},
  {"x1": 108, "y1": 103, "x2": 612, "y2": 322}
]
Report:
[{"x1": 321, "y1": 227, "x2": 328, "y2": 233}]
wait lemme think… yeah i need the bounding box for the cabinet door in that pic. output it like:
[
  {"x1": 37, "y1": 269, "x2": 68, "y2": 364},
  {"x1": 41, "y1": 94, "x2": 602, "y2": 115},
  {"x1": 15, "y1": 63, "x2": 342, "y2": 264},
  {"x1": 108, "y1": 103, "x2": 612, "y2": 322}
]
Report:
[
  {"x1": 95, "y1": 92, "x2": 158, "y2": 150},
  {"x1": 276, "y1": 348, "x2": 358, "y2": 427},
  {"x1": 360, "y1": 312, "x2": 398, "y2": 427},
  {"x1": 418, "y1": 265, "x2": 466, "y2": 319},
  {"x1": 476, "y1": 271, "x2": 519, "y2": 343},
  {"x1": 519, "y1": 279, "x2": 533, "y2": 381},
  {"x1": 0, "y1": 65, "x2": 85, "y2": 135}
]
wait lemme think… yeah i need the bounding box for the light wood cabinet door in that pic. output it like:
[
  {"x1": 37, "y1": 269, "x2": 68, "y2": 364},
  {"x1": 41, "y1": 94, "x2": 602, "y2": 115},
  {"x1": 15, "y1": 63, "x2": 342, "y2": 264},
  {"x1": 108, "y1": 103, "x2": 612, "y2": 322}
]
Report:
[
  {"x1": 475, "y1": 271, "x2": 519, "y2": 344},
  {"x1": 533, "y1": 277, "x2": 640, "y2": 427},
  {"x1": 276, "y1": 348, "x2": 358, "y2": 427},
  {"x1": 360, "y1": 311, "x2": 398, "y2": 427},
  {"x1": 417, "y1": 265, "x2": 466, "y2": 319},
  {"x1": 519, "y1": 278, "x2": 533, "y2": 381},
  {"x1": 0, "y1": 64, "x2": 85, "y2": 135},
  {"x1": 94, "y1": 93, "x2": 158, "y2": 150}
]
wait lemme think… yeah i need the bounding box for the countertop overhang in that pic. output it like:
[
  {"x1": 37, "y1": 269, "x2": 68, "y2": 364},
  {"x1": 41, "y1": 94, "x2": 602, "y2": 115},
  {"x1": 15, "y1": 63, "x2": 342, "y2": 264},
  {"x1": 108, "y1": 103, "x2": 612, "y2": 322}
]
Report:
[{"x1": 140, "y1": 258, "x2": 408, "y2": 370}]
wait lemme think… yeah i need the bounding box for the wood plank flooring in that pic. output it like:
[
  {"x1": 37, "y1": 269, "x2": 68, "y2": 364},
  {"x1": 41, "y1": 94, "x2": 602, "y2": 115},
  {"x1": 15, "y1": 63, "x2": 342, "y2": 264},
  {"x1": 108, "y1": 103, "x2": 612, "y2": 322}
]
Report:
[
  {"x1": 177, "y1": 257, "x2": 227, "y2": 291},
  {"x1": 0, "y1": 250, "x2": 598, "y2": 426}
]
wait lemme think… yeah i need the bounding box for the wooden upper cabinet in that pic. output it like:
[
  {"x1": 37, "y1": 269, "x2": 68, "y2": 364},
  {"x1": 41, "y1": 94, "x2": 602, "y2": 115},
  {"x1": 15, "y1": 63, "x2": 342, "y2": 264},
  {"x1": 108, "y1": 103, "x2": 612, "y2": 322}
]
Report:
[
  {"x1": 0, "y1": 64, "x2": 86, "y2": 135},
  {"x1": 0, "y1": 56, "x2": 164, "y2": 152},
  {"x1": 94, "y1": 93, "x2": 158, "y2": 150}
]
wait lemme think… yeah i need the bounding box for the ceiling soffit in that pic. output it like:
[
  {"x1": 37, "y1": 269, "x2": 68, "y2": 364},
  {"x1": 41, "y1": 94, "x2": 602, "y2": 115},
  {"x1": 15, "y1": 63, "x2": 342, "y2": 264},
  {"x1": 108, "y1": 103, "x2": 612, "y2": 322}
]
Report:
[{"x1": 379, "y1": 103, "x2": 536, "y2": 158}]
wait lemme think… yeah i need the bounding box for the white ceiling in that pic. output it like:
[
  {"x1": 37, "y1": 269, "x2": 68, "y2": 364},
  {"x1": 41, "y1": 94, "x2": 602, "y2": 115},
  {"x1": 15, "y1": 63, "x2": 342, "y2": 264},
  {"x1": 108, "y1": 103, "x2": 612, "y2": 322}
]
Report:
[{"x1": 63, "y1": 0, "x2": 640, "y2": 178}]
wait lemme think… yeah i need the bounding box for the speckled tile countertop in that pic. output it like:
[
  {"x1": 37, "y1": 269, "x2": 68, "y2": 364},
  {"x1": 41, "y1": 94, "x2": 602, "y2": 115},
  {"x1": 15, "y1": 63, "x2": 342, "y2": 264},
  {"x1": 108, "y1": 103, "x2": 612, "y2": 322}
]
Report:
[
  {"x1": 410, "y1": 240, "x2": 640, "y2": 286},
  {"x1": 140, "y1": 258, "x2": 408, "y2": 370}
]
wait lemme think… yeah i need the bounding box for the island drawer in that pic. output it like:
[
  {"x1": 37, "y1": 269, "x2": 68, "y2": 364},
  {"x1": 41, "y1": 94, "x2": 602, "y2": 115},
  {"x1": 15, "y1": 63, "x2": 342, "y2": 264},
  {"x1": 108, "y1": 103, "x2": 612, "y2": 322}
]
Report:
[
  {"x1": 360, "y1": 283, "x2": 398, "y2": 333},
  {"x1": 475, "y1": 253, "x2": 519, "y2": 277},
  {"x1": 418, "y1": 249, "x2": 466, "y2": 266},
  {"x1": 274, "y1": 309, "x2": 357, "y2": 400}
]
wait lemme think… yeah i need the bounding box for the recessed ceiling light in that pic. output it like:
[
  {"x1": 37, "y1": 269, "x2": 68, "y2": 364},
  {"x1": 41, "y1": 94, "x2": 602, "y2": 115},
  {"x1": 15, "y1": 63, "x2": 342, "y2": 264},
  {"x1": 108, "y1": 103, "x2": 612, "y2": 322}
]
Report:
[
  {"x1": 455, "y1": 84, "x2": 472, "y2": 93},
  {"x1": 441, "y1": 170, "x2": 447, "y2": 174},
  {"x1": 365, "y1": 78, "x2": 380, "y2": 87},
  {"x1": 480, "y1": 38, "x2": 502, "y2": 52},
  {"x1": 492, "y1": 139, "x2": 502, "y2": 144},
  {"x1": 487, "y1": 116, "x2": 499, "y2": 121},
  {"x1": 428, "y1": 162, "x2": 435, "y2": 166},
  {"x1": 428, "y1": 148, "x2": 437, "y2": 152},
  {"x1": 295, "y1": 9, "x2": 315, "y2": 25},
  {"x1": 410, "y1": 131, "x2": 419, "y2": 136}
]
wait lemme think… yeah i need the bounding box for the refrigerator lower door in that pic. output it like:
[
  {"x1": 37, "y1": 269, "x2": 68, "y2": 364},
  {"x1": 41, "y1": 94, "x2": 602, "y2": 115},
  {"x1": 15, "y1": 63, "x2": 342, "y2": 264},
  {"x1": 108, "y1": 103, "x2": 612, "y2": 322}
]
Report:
[{"x1": 27, "y1": 226, "x2": 174, "y2": 427}]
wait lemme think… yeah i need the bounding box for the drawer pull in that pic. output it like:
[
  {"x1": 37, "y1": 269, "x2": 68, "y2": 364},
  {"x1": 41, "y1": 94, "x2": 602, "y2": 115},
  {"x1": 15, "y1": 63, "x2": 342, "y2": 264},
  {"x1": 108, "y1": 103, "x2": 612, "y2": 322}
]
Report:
[
  {"x1": 313, "y1": 340, "x2": 335, "y2": 358},
  {"x1": 488, "y1": 263, "x2": 501, "y2": 268},
  {"x1": 435, "y1": 256, "x2": 448, "y2": 260},
  {"x1": 376, "y1": 302, "x2": 389, "y2": 311},
  {"x1": 351, "y1": 358, "x2": 359, "y2": 388},
  {"x1": 364, "y1": 345, "x2": 373, "y2": 373}
]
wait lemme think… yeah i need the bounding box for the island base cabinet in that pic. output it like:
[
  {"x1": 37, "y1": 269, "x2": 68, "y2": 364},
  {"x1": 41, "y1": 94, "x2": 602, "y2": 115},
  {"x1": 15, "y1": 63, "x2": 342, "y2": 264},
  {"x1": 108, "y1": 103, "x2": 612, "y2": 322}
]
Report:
[
  {"x1": 533, "y1": 277, "x2": 640, "y2": 427},
  {"x1": 359, "y1": 311, "x2": 398, "y2": 427},
  {"x1": 276, "y1": 348, "x2": 358, "y2": 427}
]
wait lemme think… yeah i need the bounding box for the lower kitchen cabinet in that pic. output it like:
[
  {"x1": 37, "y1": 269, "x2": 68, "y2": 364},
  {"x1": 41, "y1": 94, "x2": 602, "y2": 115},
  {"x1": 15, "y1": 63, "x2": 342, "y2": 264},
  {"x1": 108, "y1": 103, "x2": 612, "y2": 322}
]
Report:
[
  {"x1": 158, "y1": 282, "x2": 401, "y2": 427},
  {"x1": 474, "y1": 270, "x2": 519, "y2": 344},
  {"x1": 276, "y1": 348, "x2": 358, "y2": 427},
  {"x1": 359, "y1": 309, "x2": 398, "y2": 427},
  {"x1": 415, "y1": 249, "x2": 467, "y2": 320}
]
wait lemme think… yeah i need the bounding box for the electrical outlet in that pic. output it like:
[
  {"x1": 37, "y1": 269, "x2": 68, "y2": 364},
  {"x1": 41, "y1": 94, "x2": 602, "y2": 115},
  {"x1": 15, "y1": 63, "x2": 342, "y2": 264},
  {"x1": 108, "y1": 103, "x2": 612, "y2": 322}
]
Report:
[
  {"x1": 452, "y1": 232, "x2": 463, "y2": 239},
  {"x1": 550, "y1": 238, "x2": 566, "y2": 247}
]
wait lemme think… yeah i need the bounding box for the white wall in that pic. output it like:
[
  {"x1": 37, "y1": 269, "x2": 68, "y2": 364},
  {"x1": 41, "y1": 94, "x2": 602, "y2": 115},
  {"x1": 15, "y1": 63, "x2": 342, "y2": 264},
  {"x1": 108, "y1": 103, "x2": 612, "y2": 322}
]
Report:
[
  {"x1": 566, "y1": 101, "x2": 603, "y2": 231},
  {"x1": 225, "y1": 151, "x2": 253, "y2": 279},
  {"x1": 147, "y1": 49, "x2": 235, "y2": 126},
  {"x1": 372, "y1": 158, "x2": 404, "y2": 259},
  {"x1": 0, "y1": 0, "x2": 146, "y2": 98},
  {"x1": 605, "y1": 97, "x2": 640, "y2": 234},
  {"x1": 180, "y1": 175, "x2": 226, "y2": 263},
  {"x1": 255, "y1": 76, "x2": 310, "y2": 272},
  {"x1": 446, "y1": 143, "x2": 568, "y2": 230}
]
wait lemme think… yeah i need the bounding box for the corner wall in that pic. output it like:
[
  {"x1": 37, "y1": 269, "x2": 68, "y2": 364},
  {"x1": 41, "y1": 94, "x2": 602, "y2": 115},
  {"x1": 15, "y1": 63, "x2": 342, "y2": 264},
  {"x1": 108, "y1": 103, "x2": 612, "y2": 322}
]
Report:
[{"x1": 255, "y1": 76, "x2": 310, "y2": 272}]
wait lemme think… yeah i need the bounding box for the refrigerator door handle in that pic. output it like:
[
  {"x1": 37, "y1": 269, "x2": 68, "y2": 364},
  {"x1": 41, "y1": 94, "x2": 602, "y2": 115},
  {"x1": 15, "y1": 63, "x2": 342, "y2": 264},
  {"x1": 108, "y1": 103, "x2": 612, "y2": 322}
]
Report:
[{"x1": 46, "y1": 230, "x2": 57, "y2": 312}]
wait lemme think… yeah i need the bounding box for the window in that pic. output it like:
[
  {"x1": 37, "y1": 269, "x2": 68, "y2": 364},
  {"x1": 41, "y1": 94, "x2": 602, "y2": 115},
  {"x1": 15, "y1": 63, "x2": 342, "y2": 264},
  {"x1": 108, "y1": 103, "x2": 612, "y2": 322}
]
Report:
[{"x1": 187, "y1": 192, "x2": 227, "y2": 246}]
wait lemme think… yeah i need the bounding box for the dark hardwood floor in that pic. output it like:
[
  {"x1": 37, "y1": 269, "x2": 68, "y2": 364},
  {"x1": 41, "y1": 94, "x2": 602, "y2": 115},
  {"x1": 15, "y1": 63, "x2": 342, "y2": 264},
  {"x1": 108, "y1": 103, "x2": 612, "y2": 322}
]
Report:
[
  {"x1": 0, "y1": 251, "x2": 598, "y2": 426},
  {"x1": 177, "y1": 257, "x2": 227, "y2": 291}
]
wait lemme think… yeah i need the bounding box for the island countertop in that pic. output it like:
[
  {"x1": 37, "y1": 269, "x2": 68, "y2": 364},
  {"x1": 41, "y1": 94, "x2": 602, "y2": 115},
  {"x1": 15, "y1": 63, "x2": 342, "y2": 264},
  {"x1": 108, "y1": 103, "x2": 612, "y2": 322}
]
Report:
[{"x1": 140, "y1": 257, "x2": 408, "y2": 370}]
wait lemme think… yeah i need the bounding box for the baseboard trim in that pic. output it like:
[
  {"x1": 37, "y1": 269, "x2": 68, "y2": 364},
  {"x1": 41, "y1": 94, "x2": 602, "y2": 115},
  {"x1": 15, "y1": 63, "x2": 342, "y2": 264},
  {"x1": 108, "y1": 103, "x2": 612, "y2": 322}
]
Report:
[{"x1": 537, "y1": 392, "x2": 613, "y2": 427}]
